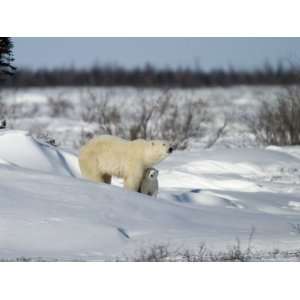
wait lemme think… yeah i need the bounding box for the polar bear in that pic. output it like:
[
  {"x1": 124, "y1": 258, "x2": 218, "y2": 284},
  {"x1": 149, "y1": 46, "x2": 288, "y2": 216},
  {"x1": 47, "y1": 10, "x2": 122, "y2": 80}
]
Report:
[
  {"x1": 79, "y1": 135, "x2": 173, "y2": 192},
  {"x1": 139, "y1": 167, "x2": 159, "y2": 197}
]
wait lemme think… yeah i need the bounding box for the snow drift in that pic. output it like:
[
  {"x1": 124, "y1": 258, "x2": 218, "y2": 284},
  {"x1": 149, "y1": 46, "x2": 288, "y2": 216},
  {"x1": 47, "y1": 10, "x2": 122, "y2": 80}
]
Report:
[{"x1": 1, "y1": 130, "x2": 300, "y2": 260}]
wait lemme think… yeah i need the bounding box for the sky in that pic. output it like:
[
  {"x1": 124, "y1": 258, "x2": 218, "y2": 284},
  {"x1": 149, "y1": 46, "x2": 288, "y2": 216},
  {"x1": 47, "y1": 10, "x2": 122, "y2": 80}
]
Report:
[{"x1": 12, "y1": 37, "x2": 300, "y2": 70}]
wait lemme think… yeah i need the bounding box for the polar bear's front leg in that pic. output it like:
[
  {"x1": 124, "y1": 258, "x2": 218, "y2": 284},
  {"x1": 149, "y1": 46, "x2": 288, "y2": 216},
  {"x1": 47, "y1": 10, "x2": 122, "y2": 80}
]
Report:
[{"x1": 124, "y1": 171, "x2": 144, "y2": 192}]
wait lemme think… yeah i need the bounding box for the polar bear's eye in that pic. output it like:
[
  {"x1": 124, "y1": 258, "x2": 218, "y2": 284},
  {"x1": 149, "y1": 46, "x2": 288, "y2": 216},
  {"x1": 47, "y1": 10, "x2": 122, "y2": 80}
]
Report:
[{"x1": 163, "y1": 143, "x2": 166, "y2": 146}]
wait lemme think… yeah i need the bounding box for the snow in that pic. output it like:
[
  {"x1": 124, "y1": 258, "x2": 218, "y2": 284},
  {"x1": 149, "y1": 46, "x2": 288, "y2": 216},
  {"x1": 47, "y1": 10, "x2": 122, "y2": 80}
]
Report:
[
  {"x1": 1, "y1": 129, "x2": 300, "y2": 261},
  {"x1": 0, "y1": 130, "x2": 81, "y2": 177}
]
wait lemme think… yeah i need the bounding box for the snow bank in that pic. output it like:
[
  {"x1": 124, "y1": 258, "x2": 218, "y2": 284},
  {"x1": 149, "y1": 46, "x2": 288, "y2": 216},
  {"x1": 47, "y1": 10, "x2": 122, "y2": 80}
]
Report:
[
  {"x1": 0, "y1": 130, "x2": 81, "y2": 177},
  {"x1": 1, "y1": 130, "x2": 300, "y2": 260}
]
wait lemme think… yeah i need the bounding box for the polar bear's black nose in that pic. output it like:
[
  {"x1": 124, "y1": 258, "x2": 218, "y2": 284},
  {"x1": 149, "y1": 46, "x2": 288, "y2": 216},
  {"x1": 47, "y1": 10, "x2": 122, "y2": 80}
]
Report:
[{"x1": 168, "y1": 147, "x2": 173, "y2": 153}]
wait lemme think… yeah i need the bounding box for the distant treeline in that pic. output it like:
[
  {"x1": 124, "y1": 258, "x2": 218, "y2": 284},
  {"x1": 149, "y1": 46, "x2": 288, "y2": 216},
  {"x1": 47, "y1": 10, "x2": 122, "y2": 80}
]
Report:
[{"x1": 2, "y1": 64, "x2": 300, "y2": 87}]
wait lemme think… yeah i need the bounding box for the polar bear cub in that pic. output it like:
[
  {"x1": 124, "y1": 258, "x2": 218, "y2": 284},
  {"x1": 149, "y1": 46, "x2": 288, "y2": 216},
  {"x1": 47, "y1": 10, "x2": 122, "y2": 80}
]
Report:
[{"x1": 139, "y1": 167, "x2": 159, "y2": 197}]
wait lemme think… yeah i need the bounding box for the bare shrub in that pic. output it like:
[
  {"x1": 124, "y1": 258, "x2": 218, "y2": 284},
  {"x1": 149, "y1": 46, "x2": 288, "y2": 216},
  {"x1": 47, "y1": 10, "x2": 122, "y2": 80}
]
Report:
[
  {"x1": 159, "y1": 96, "x2": 211, "y2": 149},
  {"x1": 205, "y1": 119, "x2": 228, "y2": 149},
  {"x1": 27, "y1": 124, "x2": 59, "y2": 146},
  {"x1": 78, "y1": 89, "x2": 216, "y2": 150},
  {"x1": 0, "y1": 94, "x2": 39, "y2": 121},
  {"x1": 0, "y1": 257, "x2": 53, "y2": 262},
  {"x1": 210, "y1": 239, "x2": 252, "y2": 262},
  {"x1": 120, "y1": 243, "x2": 205, "y2": 262},
  {"x1": 246, "y1": 86, "x2": 300, "y2": 145},
  {"x1": 127, "y1": 92, "x2": 163, "y2": 140},
  {"x1": 80, "y1": 90, "x2": 123, "y2": 136},
  {"x1": 126, "y1": 91, "x2": 212, "y2": 149},
  {"x1": 130, "y1": 244, "x2": 173, "y2": 262},
  {"x1": 210, "y1": 227, "x2": 255, "y2": 262},
  {"x1": 179, "y1": 243, "x2": 208, "y2": 262},
  {"x1": 10, "y1": 103, "x2": 40, "y2": 119},
  {"x1": 0, "y1": 119, "x2": 6, "y2": 129},
  {"x1": 72, "y1": 129, "x2": 96, "y2": 150},
  {"x1": 47, "y1": 94, "x2": 73, "y2": 118},
  {"x1": 35, "y1": 132, "x2": 58, "y2": 146},
  {"x1": 121, "y1": 241, "x2": 256, "y2": 262},
  {"x1": 122, "y1": 228, "x2": 257, "y2": 262},
  {"x1": 0, "y1": 95, "x2": 17, "y2": 119}
]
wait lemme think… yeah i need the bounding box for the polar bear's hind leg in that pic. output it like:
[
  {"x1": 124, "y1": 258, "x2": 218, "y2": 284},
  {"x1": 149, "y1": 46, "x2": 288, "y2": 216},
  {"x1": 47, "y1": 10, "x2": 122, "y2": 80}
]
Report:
[
  {"x1": 124, "y1": 172, "x2": 144, "y2": 192},
  {"x1": 102, "y1": 174, "x2": 112, "y2": 184}
]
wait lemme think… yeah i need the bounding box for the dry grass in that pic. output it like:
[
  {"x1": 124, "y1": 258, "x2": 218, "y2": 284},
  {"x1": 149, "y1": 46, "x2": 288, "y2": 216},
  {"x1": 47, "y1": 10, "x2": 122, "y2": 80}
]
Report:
[{"x1": 245, "y1": 86, "x2": 300, "y2": 145}]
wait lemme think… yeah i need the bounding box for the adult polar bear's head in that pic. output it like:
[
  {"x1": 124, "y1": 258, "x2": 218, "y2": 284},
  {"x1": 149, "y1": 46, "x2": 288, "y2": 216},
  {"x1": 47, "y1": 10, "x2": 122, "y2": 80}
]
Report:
[{"x1": 142, "y1": 140, "x2": 173, "y2": 167}]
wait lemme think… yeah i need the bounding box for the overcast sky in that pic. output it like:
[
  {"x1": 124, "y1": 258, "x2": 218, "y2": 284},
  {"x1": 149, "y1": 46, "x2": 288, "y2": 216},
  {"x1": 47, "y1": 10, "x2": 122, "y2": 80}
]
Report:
[{"x1": 12, "y1": 37, "x2": 300, "y2": 70}]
